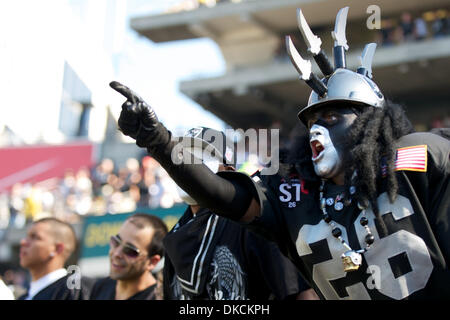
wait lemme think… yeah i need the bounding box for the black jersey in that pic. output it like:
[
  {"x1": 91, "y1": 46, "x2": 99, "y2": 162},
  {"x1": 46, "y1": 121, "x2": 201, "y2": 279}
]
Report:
[
  {"x1": 219, "y1": 132, "x2": 449, "y2": 300},
  {"x1": 89, "y1": 277, "x2": 157, "y2": 300},
  {"x1": 163, "y1": 207, "x2": 309, "y2": 300},
  {"x1": 18, "y1": 275, "x2": 94, "y2": 300}
]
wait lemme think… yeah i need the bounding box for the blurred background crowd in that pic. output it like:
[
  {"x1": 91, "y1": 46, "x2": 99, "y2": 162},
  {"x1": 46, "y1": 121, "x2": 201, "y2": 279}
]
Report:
[
  {"x1": 0, "y1": 0, "x2": 448, "y2": 299},
  {"x1": 376, "y1": 9, "x2": 450, "y2": 46},
  {"x1": 0, "y1": 151, "x2": 263, "y2": 298},
  {"x1": 0, "y1": 157, "x2": 179, "y2": 230},
  {"x1": 0, "y1": 154, "x2": 264, "y2": 233}
]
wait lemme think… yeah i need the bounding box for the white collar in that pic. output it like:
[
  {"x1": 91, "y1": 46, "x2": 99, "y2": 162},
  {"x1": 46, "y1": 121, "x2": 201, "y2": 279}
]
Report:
[{"x1": 26, "y1": 268, "x2": 67, "y2": 300}]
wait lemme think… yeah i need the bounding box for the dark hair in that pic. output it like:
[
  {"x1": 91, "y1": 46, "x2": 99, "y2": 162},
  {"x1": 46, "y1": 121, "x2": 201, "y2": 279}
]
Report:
[
  {"x1": 126, "y1": 213, "x2": 168, "y2": 257},
  {"x1": 343, "y1": 100, "x2": 414, "y2": 235},
  {"x1": 33, "y1": 217, "x2": 77, "y2": 261}
]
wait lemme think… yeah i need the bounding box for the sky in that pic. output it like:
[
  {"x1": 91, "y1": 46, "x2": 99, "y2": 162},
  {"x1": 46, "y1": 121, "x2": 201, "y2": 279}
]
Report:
[
  {"x1": 114, "y1": 0, "x2": 228, "y2": 135},
  {"x1": 0, "y1": 0, "x2": 227, "y2": 145}
]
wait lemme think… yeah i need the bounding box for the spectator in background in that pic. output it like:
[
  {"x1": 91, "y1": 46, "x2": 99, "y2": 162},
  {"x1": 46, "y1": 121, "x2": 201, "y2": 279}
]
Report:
[
  {"x1": 414, "y1": 16, "x2": 428, "y2": 40},
  {"x1": 2, "y1": 154, "x2": 190, "y2": 223},
  {"x1": 90, "y1": 213, "x2": 167, "y2": 300},
  {"x1": 23, "y1": 185, "x2": 43, "y2": 223},
  {"x1": 18, "y1": 217, "x2": 93, "y2": 300},
  {"x1": 1, "y1": 269, "x2": 27, "y2": 298},
  {"x1": 400, "y1": 12, "x2": 415, "y2": 41},
  {"x1": 428, "y1": 9, "x2": 448, "y2": 38},
  {"x1": 378, "y1": 19, "x2": 396, "y2": 46},
  {"x1": 139, "y1": 156, "x2": 155, "y2": 206},
  {"x1": 0, "y1": 276, "x2": 14, "y2": 300},
  {"x1": 8, "y1": 183, "x2": 26, "y2": 229},
  {"x1": 0, "y1": 194, "x2": 10, "y2": 234},
  {"x1": 92, "y1": 158, "x2": 115, "y2": 193}
]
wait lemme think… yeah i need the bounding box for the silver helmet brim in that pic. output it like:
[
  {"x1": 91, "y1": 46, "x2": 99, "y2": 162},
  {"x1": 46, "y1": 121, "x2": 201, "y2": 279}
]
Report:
[{"x1": 298, "y1": 68, "x2": 385, "y2": 125}]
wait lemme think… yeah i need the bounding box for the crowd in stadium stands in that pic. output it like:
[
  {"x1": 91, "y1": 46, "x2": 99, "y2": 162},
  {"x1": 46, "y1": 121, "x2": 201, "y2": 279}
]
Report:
[
  {"x1": 0, "y1": 157, "x2": 182, "y2": 231},
  {"x1": 276, "y1": 9, "x2": 450, "y2": 63},
  {"x1": 0, "y1": 151, "x2": 263, "y2": 298},
  {"x1": 377, "y1": 10, "x2": 450, "y2": 46},
  {"x1": 0, "y1": 152, "x2": 264, "y2": 234}
]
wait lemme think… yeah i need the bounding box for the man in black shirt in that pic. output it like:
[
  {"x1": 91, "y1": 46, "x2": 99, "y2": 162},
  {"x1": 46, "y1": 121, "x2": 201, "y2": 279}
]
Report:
[
  {"x1": 108, "y1": 6, "x2": 449, "y2": 300},
  {"x1": 90, "y1": 213, "x2": 167, "y2": 300},
  {"x1": 163, "y1": 127, "x2": 316, "y2": 300},
  {"x1": 19, "y1": 218, "x2": 92, "y2": 300}
]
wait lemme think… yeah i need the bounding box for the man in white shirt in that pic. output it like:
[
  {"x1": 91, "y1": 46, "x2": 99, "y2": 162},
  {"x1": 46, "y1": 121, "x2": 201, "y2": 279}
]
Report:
[{"x1": 18, "y1": 218, "x2": 92, "y2": 300}]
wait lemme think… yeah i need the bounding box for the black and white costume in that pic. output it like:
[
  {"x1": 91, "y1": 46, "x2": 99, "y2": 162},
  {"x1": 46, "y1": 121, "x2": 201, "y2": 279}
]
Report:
[
  {"x1": 163, "y1": 206, "x2": 310, "y2": 300},
  {"x1": 218, "y1": 132, "x2": 449, "y2": 299}
]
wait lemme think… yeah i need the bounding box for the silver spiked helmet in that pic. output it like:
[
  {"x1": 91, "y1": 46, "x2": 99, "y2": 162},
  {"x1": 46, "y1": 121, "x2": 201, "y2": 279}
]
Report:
[{"x1": 287, "y1": 7, "x2": 386, "y2": 125}]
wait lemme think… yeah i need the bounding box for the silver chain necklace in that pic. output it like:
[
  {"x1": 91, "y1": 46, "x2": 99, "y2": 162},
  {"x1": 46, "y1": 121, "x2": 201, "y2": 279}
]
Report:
[{"x1": 319, "y1": 180, "x2": 375, "y2": 272}]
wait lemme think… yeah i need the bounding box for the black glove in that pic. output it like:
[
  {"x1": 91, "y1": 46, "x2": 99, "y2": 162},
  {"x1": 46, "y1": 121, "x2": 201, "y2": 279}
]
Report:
[
  {"x1": 109, "y1": 81, "x2": 253, "y2": 221},
  {"x1": 110, "y1": 81, "x2": 170, "y2": 149}
]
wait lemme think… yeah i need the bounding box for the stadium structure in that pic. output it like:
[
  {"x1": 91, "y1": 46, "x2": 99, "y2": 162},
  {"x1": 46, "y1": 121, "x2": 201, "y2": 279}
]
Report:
[{"x1": 130, "y1": 0, "x2": 450, "y2": 141}]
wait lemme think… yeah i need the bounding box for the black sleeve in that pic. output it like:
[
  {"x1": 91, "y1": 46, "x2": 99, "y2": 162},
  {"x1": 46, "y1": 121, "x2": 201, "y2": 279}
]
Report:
[
  {"x1": 162, "y1": 253, "x2": 178, "y2": 300},
  {"x1": 76, "y1": 277, "x2": 96, "y2": 300},
  {"x1": 150, "y1": 141, "x2": 254, "y2": 221},
  {"x1": 216, "y1": 171, "x2": 285, "y2": 244},
  {"x1": 89, "y1": 277, "x2": 114, "y2": 300},
  {"x1": 244, "y1": 230, "x2": 310, "y2": 300},
  {"x1": 397, "y1": 132, "x2": 450, "y2": 264},
  {"x1": 218, "y1": 171, "x2": 314, "y2": 284},
  {"x1": 424, "y1": 134, "x2": 450, "y2": 265},
  {"x1": 88, "y1": 278, "x2": 101, "y2": 300}
]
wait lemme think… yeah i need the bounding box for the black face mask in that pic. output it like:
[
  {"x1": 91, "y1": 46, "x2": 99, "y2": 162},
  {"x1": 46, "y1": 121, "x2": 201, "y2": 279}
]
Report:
[{"x1": 306, "y1": 106, "x2": 359, "y2": 152}]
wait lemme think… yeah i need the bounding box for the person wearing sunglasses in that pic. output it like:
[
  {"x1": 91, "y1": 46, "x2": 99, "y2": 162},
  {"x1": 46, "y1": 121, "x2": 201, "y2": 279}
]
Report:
[{"x1": 89, "y1": 213, "x2": 167, "y2": 300}]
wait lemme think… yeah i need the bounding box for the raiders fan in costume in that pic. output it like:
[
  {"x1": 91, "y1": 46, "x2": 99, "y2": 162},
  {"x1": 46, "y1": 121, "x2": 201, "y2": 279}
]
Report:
[
  {"x1": 163, "y1": 127, "x2": 314, "y2": 300},
  {"x1": 109, "y1": 7, "x2": 449, "y2": 300}
]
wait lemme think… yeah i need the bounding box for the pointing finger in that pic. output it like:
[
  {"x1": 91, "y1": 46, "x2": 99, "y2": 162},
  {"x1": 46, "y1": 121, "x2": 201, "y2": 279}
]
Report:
[{"x1": 110, "y1": 81, "x2": 142, "y2": 104}]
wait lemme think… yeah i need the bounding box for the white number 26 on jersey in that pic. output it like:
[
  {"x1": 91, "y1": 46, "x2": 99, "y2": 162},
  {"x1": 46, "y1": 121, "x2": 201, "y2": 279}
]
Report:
[{"x1": 296, "y1": 193, "x2": 433, "y2": 300}]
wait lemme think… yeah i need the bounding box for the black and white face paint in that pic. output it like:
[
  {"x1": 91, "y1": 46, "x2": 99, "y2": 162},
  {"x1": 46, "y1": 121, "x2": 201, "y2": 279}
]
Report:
[
  {"x1": 306, "y1": 106, "x2": 359, "y2": 180},
  {"x1": 310, "y1": 124, "x2": 341, "y2": 178}
]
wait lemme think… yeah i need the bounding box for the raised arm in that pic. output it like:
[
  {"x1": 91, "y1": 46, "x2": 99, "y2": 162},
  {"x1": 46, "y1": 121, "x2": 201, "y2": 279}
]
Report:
[{"x1": 110, "y1": 81, "x2": 259, "y2": 222}]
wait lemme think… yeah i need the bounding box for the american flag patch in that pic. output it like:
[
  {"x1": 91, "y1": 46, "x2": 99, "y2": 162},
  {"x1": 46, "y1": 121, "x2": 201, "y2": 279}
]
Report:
[{"x1": 395, "y1": 145, "x2": 427, "y2": 172}]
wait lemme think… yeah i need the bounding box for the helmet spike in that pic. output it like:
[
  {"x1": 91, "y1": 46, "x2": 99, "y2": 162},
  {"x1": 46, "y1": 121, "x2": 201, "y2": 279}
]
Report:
[
  {"x1": 296, "y1": 8, "x2": 334, "y2": 76},
  {"x1": 285, "y1": 36, "x2": 328, "y2": 97},
  {"x1": 357, "y1": 43, "x2": 377, "y2": 79},
  {"x1": 331, "y1": 7, "x2": 349, "y2": 69},
  {"x1": 290, "y1": 6, "x2": 385, "y2": 125}
]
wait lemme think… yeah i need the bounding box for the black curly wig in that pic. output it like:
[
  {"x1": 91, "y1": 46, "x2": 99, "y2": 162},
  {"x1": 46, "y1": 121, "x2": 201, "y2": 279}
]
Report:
[
  {"x1": 288, "y1": 100, "x2": 415, "y2": 235},
  {"x1": 343, "y1": 100, "x2": 414, "y2": 233}
]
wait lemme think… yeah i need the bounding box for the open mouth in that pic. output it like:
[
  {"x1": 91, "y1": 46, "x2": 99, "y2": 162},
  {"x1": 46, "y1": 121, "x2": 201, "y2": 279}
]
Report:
[{"x1": 310, "y1": 140, "x2": 324, "y2": 161}]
